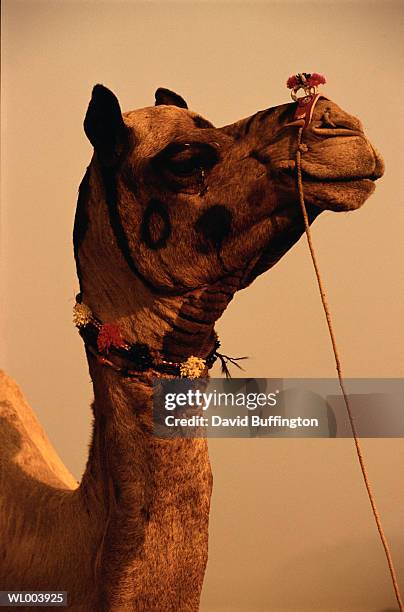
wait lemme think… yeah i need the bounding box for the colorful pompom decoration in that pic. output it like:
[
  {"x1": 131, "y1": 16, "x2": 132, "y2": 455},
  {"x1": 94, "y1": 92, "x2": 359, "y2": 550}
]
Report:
[
  {"x1": 73, "y1": 302, "x2": 239, "y2": 377},
  {"x1": 286, "y1": 73, "x2": 326, "y2": 89},
  {"x1": 97, "y1": 323, "x2": 125, "y2": 353},
  {"x1": 179, "y1": 356, "x2": 206, "y2": 379},
  {"x1": 73, "y1": 302, "x2": 93, "y2": 328}
]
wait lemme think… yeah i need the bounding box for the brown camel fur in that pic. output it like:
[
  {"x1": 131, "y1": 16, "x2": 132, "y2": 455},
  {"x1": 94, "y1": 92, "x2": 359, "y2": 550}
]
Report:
[{"x1": 0, "y1": 85, "x2": 384, "y2": 610}]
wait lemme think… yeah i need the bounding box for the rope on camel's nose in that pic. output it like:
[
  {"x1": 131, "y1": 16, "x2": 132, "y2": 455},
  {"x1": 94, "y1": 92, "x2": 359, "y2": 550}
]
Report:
[{"x1": 294, "y1": 113, "x2": 403, "y2": 610}]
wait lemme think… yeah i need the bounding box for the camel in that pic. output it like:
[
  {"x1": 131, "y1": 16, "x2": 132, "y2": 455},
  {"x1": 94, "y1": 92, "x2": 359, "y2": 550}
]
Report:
[{"x1": 0, "y1": 84, "x2": 384, "y2": 610}]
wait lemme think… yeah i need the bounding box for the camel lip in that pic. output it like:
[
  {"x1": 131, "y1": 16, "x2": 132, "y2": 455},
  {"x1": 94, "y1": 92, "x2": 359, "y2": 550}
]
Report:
[
  {"x1": 274, "y1": 169, "x2": 377, "y2": 212},
  {"x1": 299, "y1": 151, "x2": 384, "y2": 182},
  {"x1": 279, "y1": 167, "x2": 381, "y2": 185},
  {"x1": 303, "y1": 174, "x2": 378, "y2": 186},
  {"x1": 301, "y1": 170, "x2": 381, "y2": 184}
]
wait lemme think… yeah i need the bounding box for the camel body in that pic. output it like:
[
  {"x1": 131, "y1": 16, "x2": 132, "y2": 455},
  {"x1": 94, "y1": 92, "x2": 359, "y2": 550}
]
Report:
[
  {"x1": 0, "y1": 371, "x2": 92, "y2": 607},
  {"x1": 0, "y1": 86, "x2": 383, "y2": 610}
]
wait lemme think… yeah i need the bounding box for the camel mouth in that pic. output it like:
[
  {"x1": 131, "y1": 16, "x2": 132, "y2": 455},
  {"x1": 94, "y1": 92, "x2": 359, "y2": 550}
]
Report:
[
  {"x1": 301, "y1": 170, "x2": 381, "y2": 184},
  {"x1": 297, "y1": 145, "x2": 384, "y2": 210},
  {"x1": 273, "y1": 142, "x2": 384, "y2": 212},
  {"x1": 277, "y1": 167, "x2": 380, "y2": 211},
  {"x1": 299, "y1": 175, "x2": 377, "y2": 211},
  {"x1": 279, "y1": 163, "x2": 382, "y2": 185}
]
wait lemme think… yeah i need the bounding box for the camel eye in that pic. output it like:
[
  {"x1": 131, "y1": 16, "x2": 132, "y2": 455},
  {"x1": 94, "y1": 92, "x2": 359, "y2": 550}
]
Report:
[
  {"x1": 154, "y1": 142, "x2": 219, "y2": 178},
  {"x1": 166, "y1": 148, "x2": 202, "y2": 177}
]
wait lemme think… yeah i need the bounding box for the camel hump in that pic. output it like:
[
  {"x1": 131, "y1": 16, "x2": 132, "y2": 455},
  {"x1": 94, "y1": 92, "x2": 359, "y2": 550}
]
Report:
[{"x1": 0, "y1": 370, "x2": 78, "y2": 490}]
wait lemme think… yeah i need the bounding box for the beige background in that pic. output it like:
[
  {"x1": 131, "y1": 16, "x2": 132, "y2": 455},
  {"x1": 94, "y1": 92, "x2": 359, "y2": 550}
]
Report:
[{"x1": 1, "y1": 1, "x2": 404, "y2": 610}]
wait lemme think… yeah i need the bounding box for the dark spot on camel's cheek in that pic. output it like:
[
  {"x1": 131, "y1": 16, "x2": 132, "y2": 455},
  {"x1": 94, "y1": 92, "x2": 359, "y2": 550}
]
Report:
[
  {"x1": 141, "y1": 199, "x2": 171, "y2": 250},
  {"x1": 195, "y1": 205, "x2": 232, "y2": 253}
]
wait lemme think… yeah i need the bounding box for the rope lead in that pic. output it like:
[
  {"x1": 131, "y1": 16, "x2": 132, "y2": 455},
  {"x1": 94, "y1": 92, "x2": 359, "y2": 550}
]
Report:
[{"x1": 296, "y1": 125, "x2": 403, "y2": 611}]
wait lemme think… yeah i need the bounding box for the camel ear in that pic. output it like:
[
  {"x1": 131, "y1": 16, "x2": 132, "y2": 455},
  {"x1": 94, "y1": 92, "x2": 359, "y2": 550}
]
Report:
[
  {"x1": 155, "y1": 87, "x2": 188, "y2": 109},
  {"x1": 84, "y1": 84, "x2": 128, "y2": 166}
]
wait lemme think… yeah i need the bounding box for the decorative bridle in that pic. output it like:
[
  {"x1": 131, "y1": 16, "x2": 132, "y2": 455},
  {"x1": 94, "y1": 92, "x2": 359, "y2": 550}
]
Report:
[
  {"x1": 288, "y1": 72, "x2": 403, "y2": 611},
  {"x1": 73, "y1": 297, "x2": 245, "y2": 379}
]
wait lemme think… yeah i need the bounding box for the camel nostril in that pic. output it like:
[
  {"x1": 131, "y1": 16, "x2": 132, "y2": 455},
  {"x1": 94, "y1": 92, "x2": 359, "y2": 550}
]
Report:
[{"x1": 321, "y1": 110, "x2": 336, "y2": 128}]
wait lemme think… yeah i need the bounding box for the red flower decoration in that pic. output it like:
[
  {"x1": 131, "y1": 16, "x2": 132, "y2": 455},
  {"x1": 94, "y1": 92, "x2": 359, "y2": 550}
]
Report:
[
  {"x1": 287, "y1": 73, "x2": 326, "y2": 89},
  {"x1": 97, "y1": 323, "x2": 125, "y2": 353},
  {"x1": 286, "y1": 75, "x2": 299, "y2": 89},
  {"x1": 308, "y1": 73, "x2": 326, "y2": 87}
]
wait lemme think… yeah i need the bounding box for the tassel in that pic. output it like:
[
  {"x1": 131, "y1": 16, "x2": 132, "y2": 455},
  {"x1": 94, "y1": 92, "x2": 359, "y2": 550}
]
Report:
[
  {"x1": 97, "y1": 323, "x2": 125, "y2": 353},
  {"x1": 215, "y1": 351, "x2": 247, "y2": 379},
  {"x1": 73, "y1": 302, "x2": 93, "y2": 328}
]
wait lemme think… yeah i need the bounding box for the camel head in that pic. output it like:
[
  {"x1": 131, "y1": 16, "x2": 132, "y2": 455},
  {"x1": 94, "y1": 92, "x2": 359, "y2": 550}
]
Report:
[{"x1": 74, "y1": 85, "x2": 383, "y2": 359}]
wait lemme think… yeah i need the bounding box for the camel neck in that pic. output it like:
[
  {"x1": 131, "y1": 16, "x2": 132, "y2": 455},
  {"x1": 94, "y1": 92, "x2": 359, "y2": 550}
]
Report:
[{"x1": 78, "y1": 352, "x2": 212, "y2": 610}]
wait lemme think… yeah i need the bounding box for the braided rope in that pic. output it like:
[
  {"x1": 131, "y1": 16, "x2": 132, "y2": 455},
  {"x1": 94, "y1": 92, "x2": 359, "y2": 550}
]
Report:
[{"x1": 295, "y1": 126, "x2": 403, "y2": 610}]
